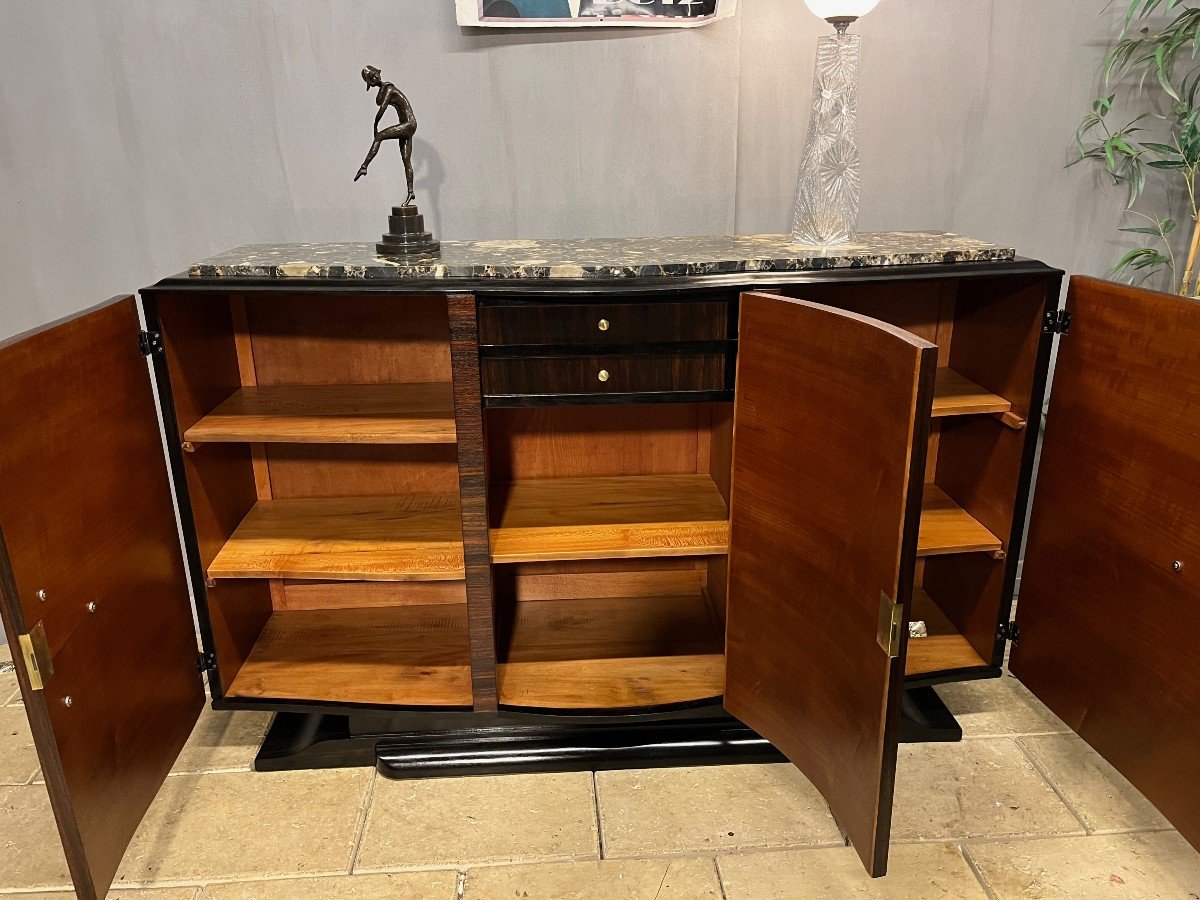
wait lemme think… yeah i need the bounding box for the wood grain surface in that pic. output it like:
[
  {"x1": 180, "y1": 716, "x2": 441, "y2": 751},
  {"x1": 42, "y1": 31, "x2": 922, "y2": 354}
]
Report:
[
  {"x1": 918, "y1": 484, "x2": 1003, "y2": 557},
  {"x1": 500, "y1": 593, "x2": 723, "y2": 662},
  {"x1": 1013, "y1": 276, "x2": 1200, "y2": 852},
  {"x1": 184, "y1": 383, "x2": 457, "y2": 445},
  {"x1": 479, "y1": 300, "x2": 729, "y2": 346},
  {"x1": 489, "y1": 474, "x2": 730, "y2": 563},
  {"x1": 724, "y1": 291, "x2": 935, "y2": 878},
  {"x1": 245, "y1": 293, "x2": 453, "y2": 386},
  {"x1": 486, "y1": 404, "x2": 710, "y2": 480},
  {"x1": 498, "y1": 655, "x2": 725, "y2": 710},
  {"x1": 449, "y1": 294, "x2": 500, "y2": 711},
  {"x1": 207, "y1": 495, "x2": 465, "y2": 581},
  {"x1": 226, "y1": 606, "x2": 472, "y2": 707},
  {"x1": 482, "y1": 353, "x2": 726, "y2": 398},
  {"x1": 931, "y1": 368, "x2": 1012, "y2": 418},
  {"x1": 905, "y1": 587, "x2": 987, "y2": 676},
  {"x1": 156, "y1": 292, "x2": 274, "y2": 691},
  {"x1": 0, "y1": 297, "x2": 202, "y2": 900}
]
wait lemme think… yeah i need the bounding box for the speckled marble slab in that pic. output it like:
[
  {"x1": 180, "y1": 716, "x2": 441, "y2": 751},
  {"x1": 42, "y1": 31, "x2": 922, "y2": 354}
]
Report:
[{"x1": 188, "y1": 232, "x2": 1015, "y2": 280}]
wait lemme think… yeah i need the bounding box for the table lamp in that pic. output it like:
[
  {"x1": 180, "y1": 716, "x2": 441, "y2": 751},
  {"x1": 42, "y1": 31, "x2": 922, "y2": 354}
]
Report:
[{"x1": 791, "y1": 0, "x2": 881, "y2": 247}]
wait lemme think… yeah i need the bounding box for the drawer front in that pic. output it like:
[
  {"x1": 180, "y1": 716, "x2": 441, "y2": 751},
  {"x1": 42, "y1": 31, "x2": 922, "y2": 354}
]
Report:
[
  {"x1": 482, "y1": 354, "x2": 727, "y2": 398},
  {"x1": 479, "y1": 301, "x2": 730, "y2": 346}
]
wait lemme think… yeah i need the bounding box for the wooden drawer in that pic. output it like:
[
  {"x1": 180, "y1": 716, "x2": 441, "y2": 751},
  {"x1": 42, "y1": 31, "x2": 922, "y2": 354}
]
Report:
[
  {"x1": 479, "y1": 301, "x2": 729, "y2": 346},
  {"x1": 482, "y1": 353, "x2": 728, "y2": 399}
]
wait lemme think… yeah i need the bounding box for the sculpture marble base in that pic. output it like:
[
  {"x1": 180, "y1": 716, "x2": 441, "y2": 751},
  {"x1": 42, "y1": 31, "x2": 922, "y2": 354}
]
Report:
[{"x1": 376, "y1": 204, "x2": 439, "y2": 257}]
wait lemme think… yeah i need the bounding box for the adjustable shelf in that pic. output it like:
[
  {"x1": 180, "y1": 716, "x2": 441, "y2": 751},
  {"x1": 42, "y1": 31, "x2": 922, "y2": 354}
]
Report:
[
  {"x1": 489, "y1": 474, "x2": 730, "y2": 564},
  {"x1": 931, "y1": 368, "x2": 1012, "y2": 419},
  {"x1": 226, "y1": 606, "x2": 473, "y2": 706},
  {"x1": 207, "y1": 494, "x2": 465, "y2": 581},
  {"x1": 183, "y1": 383, "x2": 456, "y2": 447},
  {"x1": 918, "y1": 485, "x2": 1003, "y2": 557},
  {"x1": 497, "y1": 593, "x2": 726, "y2": 709},
  {"x1": 905, "y1": 587, "x2": 988, "y2": 676}
]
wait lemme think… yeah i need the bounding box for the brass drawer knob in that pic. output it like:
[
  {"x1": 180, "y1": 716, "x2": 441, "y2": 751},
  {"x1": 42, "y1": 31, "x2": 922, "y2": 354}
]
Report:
[
  {"x1": 597, "y1": 318, "x2": 610, "y2": 331},
  {"x1": 597, "y1": 369, "x2": 610, "y2": 382}
]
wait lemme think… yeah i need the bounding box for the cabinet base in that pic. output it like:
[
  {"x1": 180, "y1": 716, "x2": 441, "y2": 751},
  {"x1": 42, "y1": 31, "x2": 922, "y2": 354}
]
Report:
[{"x1": 253, "y1": 688, "x2": 962, "y2": 776}]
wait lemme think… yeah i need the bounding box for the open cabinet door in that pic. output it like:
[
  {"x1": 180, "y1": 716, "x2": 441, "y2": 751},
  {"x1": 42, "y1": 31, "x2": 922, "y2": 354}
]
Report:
[
  {"x1": 1013, "y1": 276, "x2": 1200, "y2": 850},
  {"x1": 0, "y1": 297, "x2": 203, "y2": 900},
  {"x1": 724, "y1": 292, "x2": 936, "y2": 877}
]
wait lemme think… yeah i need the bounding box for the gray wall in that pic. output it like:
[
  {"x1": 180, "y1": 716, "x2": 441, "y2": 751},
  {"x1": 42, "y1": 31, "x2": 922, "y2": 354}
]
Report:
[{"x1": 0, "y1": 0, "x2": 1144, "y2": 340}]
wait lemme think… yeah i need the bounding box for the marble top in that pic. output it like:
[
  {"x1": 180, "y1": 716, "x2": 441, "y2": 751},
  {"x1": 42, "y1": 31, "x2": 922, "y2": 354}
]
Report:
[{"x1": 188, "y1": 232, "x2": 1015, "y2": 281}]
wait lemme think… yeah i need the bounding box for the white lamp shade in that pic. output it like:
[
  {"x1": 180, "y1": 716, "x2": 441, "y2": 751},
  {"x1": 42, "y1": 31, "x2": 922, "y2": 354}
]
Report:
[{"x1": 803, "y1": 0, "x2": 881, "y2": 20}]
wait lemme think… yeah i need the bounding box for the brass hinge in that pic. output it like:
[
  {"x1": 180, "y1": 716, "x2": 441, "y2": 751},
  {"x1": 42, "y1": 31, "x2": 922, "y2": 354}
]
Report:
[
  {"x1": 17, "y1": 622, "x2": 53, "y2": 691},
  {"x1": 877, "y1": 592, "x2": 904, "y2": 658}
]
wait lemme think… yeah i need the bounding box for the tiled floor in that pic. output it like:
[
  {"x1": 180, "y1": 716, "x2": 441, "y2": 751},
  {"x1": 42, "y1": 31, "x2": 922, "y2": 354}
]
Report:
[{"x1": 1, "y1": 663, "x2": 1198, "y2": 898}]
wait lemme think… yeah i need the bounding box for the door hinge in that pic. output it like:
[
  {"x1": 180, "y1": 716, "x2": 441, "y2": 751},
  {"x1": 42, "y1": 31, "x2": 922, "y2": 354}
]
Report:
[
  {"x1": 197, "y1": 651, "x2": 217, "y2": 674},
  {"x1": 998, "y1": 621, "x2": 1021, "y2": 644},
  {"x1": 1042, "y1": 309, "x2": 1072, "y2": 335},
  {"x1": 877, "y1": 592, "x2": 904, "y2": 658},
  {"x1": 17, "y1": 622, "x2": 53, "y2": 692},
  {"x1": 138, "y1": 330, "x2": 164, "y2": 356}
]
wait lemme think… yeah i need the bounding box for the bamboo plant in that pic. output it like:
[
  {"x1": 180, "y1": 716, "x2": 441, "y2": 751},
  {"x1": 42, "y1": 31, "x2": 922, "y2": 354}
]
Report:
[{"x1": 1075, "y1": 0, "x2": 1200, "y2": 294}]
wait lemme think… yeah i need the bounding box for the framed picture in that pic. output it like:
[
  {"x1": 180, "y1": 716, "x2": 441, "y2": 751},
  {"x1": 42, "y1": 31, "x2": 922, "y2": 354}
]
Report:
[{"x1": 456, "y1": 0, "x2": 736, "y2": 28}]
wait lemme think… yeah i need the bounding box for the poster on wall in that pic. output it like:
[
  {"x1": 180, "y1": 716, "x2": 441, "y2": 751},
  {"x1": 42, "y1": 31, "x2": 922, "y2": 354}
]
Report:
[{"x1": 455, "y1": 0, "x2": 737, "y2": 28}]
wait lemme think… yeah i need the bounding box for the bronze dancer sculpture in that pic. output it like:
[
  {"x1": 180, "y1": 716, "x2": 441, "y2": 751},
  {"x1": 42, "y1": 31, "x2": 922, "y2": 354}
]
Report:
[
  {"x1": 355, "y1": 65, "x2": 417, "y2": 207},
  {"x1": 355, "y1": 65, "x2": 439, "y2": 256}
]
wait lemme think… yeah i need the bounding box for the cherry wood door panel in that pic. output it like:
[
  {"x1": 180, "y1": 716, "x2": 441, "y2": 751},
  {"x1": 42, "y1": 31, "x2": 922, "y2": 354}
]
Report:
[
  {"x1": 1013, "y1": 276, "x2": 1200, "y2": 850},
  {"x1": 725, "y1": 292, "x2": 935, "y2": 877},
  {"x1": 0, "y1": 297, "x2": 202, "y2": 900}
]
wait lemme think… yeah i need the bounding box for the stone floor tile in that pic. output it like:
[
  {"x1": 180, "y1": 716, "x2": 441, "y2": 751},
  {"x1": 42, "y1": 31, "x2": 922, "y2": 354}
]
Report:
[
  {"x1": 201, "y1": 872, "x2": 458, "y2": 898},
  {"x1": 0, "y1": 784, "x2": 72, "y2": 892},
  {"x1": 936, "y1": 675, "x2": 1069, "y2": 739},
  {"x1": 170, "y1": 708, "x2": 272, "y2": 775},
  {"x1": 0, "y1": 705, "x2": 39, "y2": 784},
  {"x1": 464, "y1": 857, "x2": 721, "y2": 899},
  {"x1": 718, "y1": 842, "x2": 990, "y2": 899},
  {"x1": 113, "y1": 768, "x2": 372, "y2": 886},
  {"x1": 354, "y1": 771, "x2": 598, "y2": 871},
  {"x1": 14, "y1": 890, "x2": 199, "y2": 899},
  {"x1": 0, "y1": 668, "x2": 18, "y2": 705},
  {"x1": 596, "y1": 763, "x2": 842, "y2": 858},
  {"x1": 968, "y1": 831, "x2": 1200, "y2": 898},
  {"x1": 1018, "y1": 734, "x2": 1172, "y2": 834},
  {"x1": 891, "y1": 739, "x2": 1082, "y2": 842}
]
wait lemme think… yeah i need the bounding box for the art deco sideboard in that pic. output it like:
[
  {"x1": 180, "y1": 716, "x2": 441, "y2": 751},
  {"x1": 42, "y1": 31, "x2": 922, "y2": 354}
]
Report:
[{"x1": 1, "y1": 233, "x2": 1196, "y2": 898}]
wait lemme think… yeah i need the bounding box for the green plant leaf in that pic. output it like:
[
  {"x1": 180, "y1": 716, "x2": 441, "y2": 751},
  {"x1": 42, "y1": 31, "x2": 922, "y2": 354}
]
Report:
[{"x1": 1141, "y1": 141, "x2": 1181, "y2": 154}]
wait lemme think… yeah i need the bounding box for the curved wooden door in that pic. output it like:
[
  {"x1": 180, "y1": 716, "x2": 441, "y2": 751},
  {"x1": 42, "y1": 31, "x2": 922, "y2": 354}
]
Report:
[
  {"x1": 724, "y1": 292, "x2": 936, "y2": 877},
  {"x1": 1013, "y1": 276, "x2": 1200, "y2": 850},
  {"x1": 0, "y1": 297, "x2": 203, "y2": 900}
]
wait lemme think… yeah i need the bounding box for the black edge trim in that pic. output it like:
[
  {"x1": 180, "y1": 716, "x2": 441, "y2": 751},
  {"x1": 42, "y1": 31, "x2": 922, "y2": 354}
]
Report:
[{"x1": 140, "y1": 291, "x2": 224, "y2": 702}]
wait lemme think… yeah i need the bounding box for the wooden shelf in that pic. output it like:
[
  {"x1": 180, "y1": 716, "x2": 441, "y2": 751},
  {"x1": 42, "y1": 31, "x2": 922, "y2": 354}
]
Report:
[
  {"x1": 931, "y1": 369, "x2": 1012, "y2": 419},
  {"x1": 489, "y1": 474, "x2": 730, "y2": 564},
  {"x1": 208, "y1": 495, "x2": 465, "y2": 582},
  {"x1": 498, "y1": 593, "x2": 725, "y2": 709},
  {"x1": 919, "y1": 485, "x2": 1003, "y2": 557},
  {"x1": 183, "y1": 383, "x2": 456, "y2": 446},
  {"x1": 905, "y1": 587, "x2": 988, "y2": 676},
  {"x1": 226, "y1": 606, "x2": 472, "y2": 706}
]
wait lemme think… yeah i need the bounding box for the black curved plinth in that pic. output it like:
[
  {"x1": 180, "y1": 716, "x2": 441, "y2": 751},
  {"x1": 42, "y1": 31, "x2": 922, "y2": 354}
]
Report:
[
  {"x1": 376, "y1": 719, "x2": 784, "y2": 779},
  {"x1": 249, "y1": 687, "x2": 962, "y2": 776},
  {"x1": 376, "y1": 204, "x2": 439, "y2": 257}
]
